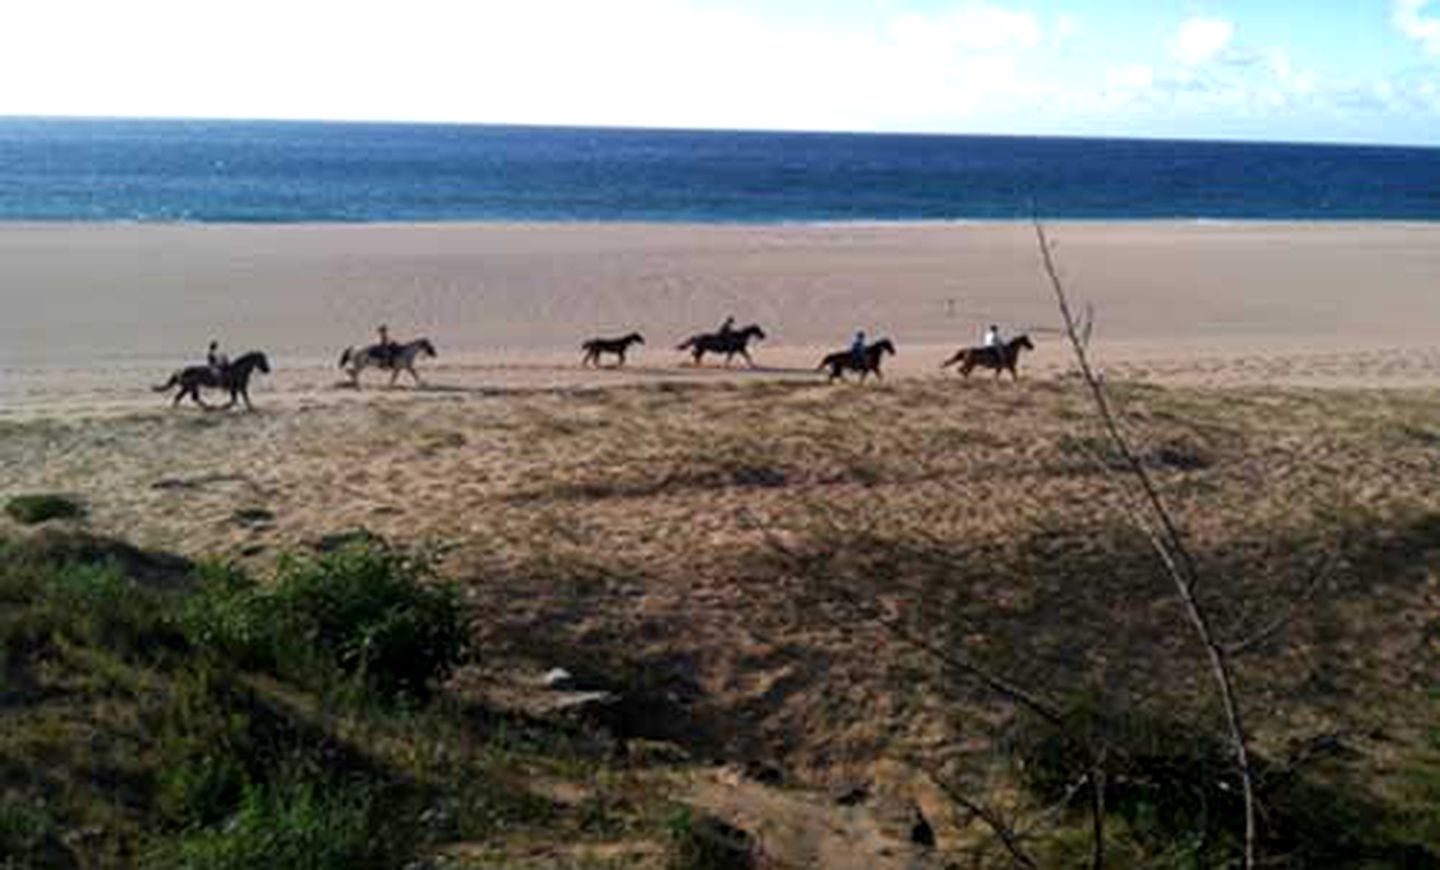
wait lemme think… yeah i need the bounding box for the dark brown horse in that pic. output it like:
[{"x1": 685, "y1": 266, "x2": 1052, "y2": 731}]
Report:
[
  {"x1": 581, "y1": 332, "x2": 644, "y2": 367},
  {"x1": 676, "y1": 324, "x2": 766, "y2": 367},
  {"x1": 819, "y1": 338, "x2": 895, "y2": 382},
  {"x1": 940, "y1": 334, "x2": 1035, "y2": 379},
  {"x1": 153, "y1": 351, "x2": 271, "y2": 410}
]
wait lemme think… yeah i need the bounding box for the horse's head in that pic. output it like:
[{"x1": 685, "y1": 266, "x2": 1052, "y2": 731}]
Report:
[
  {"x1": 873, "y1": 338, "x2": 896, "y2": 356},
  {"x1": 418, "y1": 338, "x2": 437, "y2": 357},
  {"x1": 627, "y1": 332, "x2": 645, "y2": 345},
  {"x1": 1014, "y1": 334, "x2": 1034, "y2": 351},
  {"x1": 742, "y1": 325, "x2": 766, "y2": 341},
  {"x1": 235, "y1": 351, "x2": 270, "y2": 374}
]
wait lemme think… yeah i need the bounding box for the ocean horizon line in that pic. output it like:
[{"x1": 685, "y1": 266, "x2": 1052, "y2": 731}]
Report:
[{"x1": 4, "y1": 113, "x2": 1439, "y2": 153}]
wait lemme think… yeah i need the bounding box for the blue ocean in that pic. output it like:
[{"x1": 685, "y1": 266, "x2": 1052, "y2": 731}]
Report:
[{"x1": 1, "y1": 117, "x2": 1438, "y2": 223}]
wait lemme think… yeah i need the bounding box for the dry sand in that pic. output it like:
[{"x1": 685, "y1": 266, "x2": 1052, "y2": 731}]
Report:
[{"x1": 3, "y1": 220, "x2": 1439, "y2": 419}]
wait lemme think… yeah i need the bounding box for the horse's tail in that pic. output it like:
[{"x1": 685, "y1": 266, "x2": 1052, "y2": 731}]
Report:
[
  {"x1": 940, "y1": 350, "x2": 965, "y2": 368},
  {"x1": 152, "y1": 372, "x2": 180, "y2": 393},
  {"x1": 581, "y1": 339, "x2": 597, "y2": 352},
  {"x1": 676, "y1": 337, "x2": 695, "y2": 351},
  {"x1": 338, "y1": 347, "x2": 352, "y2": 368}
]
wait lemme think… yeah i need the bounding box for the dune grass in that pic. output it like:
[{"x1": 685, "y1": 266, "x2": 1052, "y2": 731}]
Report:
[{"x1": 4, "y1": 492, "x2": 85, "y2": 524}]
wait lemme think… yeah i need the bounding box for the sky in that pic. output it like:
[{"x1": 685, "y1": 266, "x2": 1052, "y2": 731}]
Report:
[{"x1": 2, "y1": 1, "x2": 1438, "y2": 145}]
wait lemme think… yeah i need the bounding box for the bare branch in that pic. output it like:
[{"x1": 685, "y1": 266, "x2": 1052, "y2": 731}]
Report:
[
  {"x1": 1035, "y1": 220, "x2": 1258, "y2": 869},
  {"x1": 930, "y1": 776, "x2": 1040, "y2": 869},
  {"x1": 1224, "y1": 547, "x2": 1338, "y2": 657}
]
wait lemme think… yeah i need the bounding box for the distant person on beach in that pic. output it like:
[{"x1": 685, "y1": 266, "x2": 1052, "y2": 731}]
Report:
[{"x1": 206, "y1": 340, "x2": 228, "y2": 377}]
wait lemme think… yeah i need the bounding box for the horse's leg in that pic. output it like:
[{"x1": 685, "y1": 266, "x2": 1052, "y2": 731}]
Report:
[
  {"x1": 617, "y1": 349, "x2": 626, "y2": 367},
  {"x1": 407, "y1": 364, "x2": 424, "y2": 387},
  {"x1": 389, "y1": 367, "x2": 400, "y2": 388},
  {"x1": 740, "y1": 348, "x2": 755, "y2": 368}
]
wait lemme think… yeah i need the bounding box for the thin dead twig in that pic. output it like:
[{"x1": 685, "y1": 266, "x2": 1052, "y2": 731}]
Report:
[{"x1": 1035, "y1": 219, "x2": 1257, "y2": 869}]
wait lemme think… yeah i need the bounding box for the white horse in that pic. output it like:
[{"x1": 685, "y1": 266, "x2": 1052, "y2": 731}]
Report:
[{"x1": 338, "y1": 338, "x2": 437, "y2": 387}]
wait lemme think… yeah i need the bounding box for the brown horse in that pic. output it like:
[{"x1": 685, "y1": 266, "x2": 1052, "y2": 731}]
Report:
[
  {"x1": 676, "y1": 324, "x2": 766, "y2": 367},
  {"x1": 940, "y1": 334, "x2": 1034, "y2": 379},
  {"x1": 819, "y1": 338, "x2": 895, "y2": 382},
  {"x1": 581, "y1": 332, "x2": 644, "y2": 367}
]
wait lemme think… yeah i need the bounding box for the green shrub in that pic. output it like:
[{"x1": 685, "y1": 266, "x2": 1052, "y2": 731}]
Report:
[
  {"x1": 145, "y1": 768, "x2": 417, "y2": 870},
  {"x1": 186, "y1": 543, "x2": 469, "y2": 701},
  {"x1": 0, "y1": 533, "x2": 185, "y2": 665},
  {"x1": 4, "y1": 493, "x2": 85, "y2": 524},
  {"x1": 1011, "y1": 702, "x2": 1439, "y2": 866},
  {"x1": 0, "y1": 790, "x2": 64, "y2": 868}
]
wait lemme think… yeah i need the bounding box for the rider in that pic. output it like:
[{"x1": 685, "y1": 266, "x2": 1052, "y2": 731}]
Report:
[
  {"x1": 982, "y1": 323, "x2": 1002, "y2": 350},
  {"x1": 206, "y1": 340, "x2": 229, "y2": 378},
  {"x1": 718, "y1": 315, "x2": 736, "y2": 337},
  {"x1": 850, "y1": 330, "x2": 867, "y2": 366},
  {"x1": 377, "y1": 324, "x2": 400, "y2": 366}
]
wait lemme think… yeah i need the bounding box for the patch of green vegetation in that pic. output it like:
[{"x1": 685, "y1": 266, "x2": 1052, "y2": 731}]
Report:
[
  {"x1": 4, "y1": 492, "x2": 85, "y2": 524},
  {"x1": 0, "y1": 531, "x2": 682, "y2": 869},
  {"x1": 1013, "y1": 699, "x2": 1439, "y2": 867},
  {"x1": 184, "y1": 543, "x2": 469, "y2": 701},
  {"x1": 144, "y1": 766, "x2": 419, "y2": 870}
]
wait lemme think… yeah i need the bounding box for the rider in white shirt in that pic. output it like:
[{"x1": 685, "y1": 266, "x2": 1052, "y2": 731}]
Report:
[{"x1": 206, "y1": 340, "x2": 229, "y2": 377}]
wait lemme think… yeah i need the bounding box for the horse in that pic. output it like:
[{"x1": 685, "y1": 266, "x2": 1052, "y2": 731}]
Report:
[
  {"x1": 940, "y1": 334, "x2": 1035, "y2": 379},
  {"x1": 338, "y1": 338, "x2": 437, "y2": 387},
  {"x1": 819, "y1": 338, "x2": 895, "y2": 382},
  {"x1": 581, "y1": 332, "x2": 644, "y2": 367},
  {"x1": 153, "y1": 351, "x2": 271, "y2": 410},
  {"x1": 676, "y1": 324, "x2": 766, "y2": 367}
]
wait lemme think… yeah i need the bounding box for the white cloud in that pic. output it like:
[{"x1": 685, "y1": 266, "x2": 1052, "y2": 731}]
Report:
[
  {"x1": 1170, "y1": 17, "x2": 1235, "y2": 66},
  {"x1": 1395, "y1": 0, "x2": 1440, "y2": 55},
  {"x1": 889, "y1": 5, "x2": 1042, "y2": 54},
  {"x1": 1105, "y1": 64, "x2": 1154, "y2": 91}
]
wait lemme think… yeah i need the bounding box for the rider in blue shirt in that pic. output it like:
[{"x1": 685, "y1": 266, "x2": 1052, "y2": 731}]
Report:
[{"x1": 851, "y1": 330, "x2": 867, "y2": 365}]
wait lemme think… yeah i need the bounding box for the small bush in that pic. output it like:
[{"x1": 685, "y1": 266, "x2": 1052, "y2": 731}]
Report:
[
  {"x1": 0, "y1": 790, "x2": 65, "y2": 868},
  {"x1": 186, "y1": 543, "x2": 469, "y2": 701},
  {"x1": 4, "y1": 493, "x2": 85, "y2": 524},
  {"x1": 145, "y1": 768, "x2": 417, "y2": 870}
]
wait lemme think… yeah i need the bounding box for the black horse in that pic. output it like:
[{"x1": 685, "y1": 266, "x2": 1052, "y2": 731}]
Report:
[
  {"x1": 819, "y1": 338, "x2": 896, "y2": 382},
  {"x1": 676, "y1": 324, "x2": 766, "y2": 367},
  {"x1": 154, "y1": 351, "x2": 271, "y2": 410},
  {"x1": 940, "y1": 334, "x2": 1035, "y2": 379},
  {"x1": 581, "y1": 332, "x2": 644, "y2": 367}
]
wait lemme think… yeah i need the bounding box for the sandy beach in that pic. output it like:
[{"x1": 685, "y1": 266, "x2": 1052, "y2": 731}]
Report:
[
  {"x1": 6, "y1": 220, "x2": 1440, "y2": 864},
  {"x1": 3, "y1": 220, "x2": 1439, "y2": 418}
]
